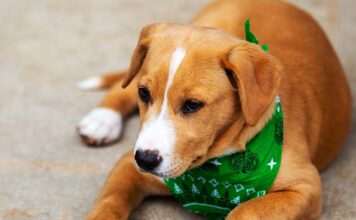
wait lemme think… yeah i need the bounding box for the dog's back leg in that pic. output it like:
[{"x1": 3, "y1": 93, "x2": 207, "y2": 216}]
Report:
[
  {"x1": 77, "y1": 70, "x2": 128, "y2": 90},
  {"x1": 77, "y1": 71, "x2": 138, "y2": 146}
]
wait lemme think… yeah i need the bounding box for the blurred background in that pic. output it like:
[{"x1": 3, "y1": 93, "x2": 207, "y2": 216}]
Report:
[{"x1": 0, "y1": 0, "x2": 355, "y2": 219}]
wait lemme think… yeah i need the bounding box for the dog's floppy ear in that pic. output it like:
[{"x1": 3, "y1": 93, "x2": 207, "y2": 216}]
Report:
[
  {"x1": 222, "y1": 41, "x2": 283, "y2": 126},
  {"x1": 122, "y1": 24, "x2": 168, "y2": 88}
]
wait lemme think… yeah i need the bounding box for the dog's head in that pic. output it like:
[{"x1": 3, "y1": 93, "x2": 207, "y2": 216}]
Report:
[{"x1": 123, "y1": 24, "x2": 283, "y2": 178}]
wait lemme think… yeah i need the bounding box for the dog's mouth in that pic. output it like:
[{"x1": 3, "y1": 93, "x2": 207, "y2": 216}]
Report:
[
  {"x1": 135, "y1": 154, "x2": 206, "y2": 178},
  {"x1": 188, "y1": 155, "x2": 204, "y2": 169},
  {"x1": 192, "y1": 155, "x2": 202, "y2": 164},
  {"x1": 152, "y1": 155, "x2": 204, "y2": 178}
]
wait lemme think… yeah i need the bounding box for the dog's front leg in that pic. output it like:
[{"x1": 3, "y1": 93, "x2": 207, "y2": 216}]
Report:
[
  {"x1": 226, "y1": 163, "x2": 322, "y2": 220},
  {"x1": 87, "y1": 150, "x2": 170, "y2": 220},
  {"x1": 77, "y1": 71, "x2": 138, "y2": 146}
]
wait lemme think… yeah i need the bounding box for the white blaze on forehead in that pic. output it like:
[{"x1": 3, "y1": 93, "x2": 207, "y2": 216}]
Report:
[
  {"x1": 135, "y1": 47, "x2": 186, "y2": 174},
  {"x1": 165, "y1": 47, "x2": 186, "y2": 97}
]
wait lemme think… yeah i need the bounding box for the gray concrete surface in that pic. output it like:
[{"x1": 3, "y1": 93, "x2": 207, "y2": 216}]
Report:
[{"x1": 0, "y1": 0, "x2": 355, "y2": 219}]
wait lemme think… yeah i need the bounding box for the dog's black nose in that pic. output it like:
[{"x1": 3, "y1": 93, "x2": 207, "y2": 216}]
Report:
[{"x1": 135, "y1": 149, "x2": 162, "y2": 172}]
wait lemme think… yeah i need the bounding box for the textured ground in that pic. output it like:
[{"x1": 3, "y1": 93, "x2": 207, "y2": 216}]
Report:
[{"x1": 0, "y1": 0, "x2": 355, "y2": 219}]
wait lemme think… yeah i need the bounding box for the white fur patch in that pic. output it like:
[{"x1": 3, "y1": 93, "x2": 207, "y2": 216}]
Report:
[
  {"x1": 78, "y1": 107, "x2": 122, "y2": 145},
  {"x1": 222, "y1": 147, "x2": 238, "y2": 156},
  {"x1": 77, "y1": 76, "x2": 102, "y2": 90},
  {"x1": 165, "y1": 47, "x2": 186, "y2": 97},
  {"x1": 135, "y1": 47, "x2": 186, "y2": 175}
]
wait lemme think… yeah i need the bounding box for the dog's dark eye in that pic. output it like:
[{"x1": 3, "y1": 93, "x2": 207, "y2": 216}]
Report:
[
  {"x1": 181, "y1": 100, "x2": 203, "y2": 114},
  {"x1": 138, "y1": 87, "x2": 151, "y2": 103}
]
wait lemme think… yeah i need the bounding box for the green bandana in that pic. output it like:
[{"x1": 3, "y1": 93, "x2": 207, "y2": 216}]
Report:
[{"x1": 164, "y1": 97, "x2": 283, "y2": 220}]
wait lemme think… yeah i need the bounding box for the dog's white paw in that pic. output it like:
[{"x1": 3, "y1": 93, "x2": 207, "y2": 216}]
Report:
[
  {"x1": 77, "y1": 108, "x2": 122, "y2": 146},
  {"x1": 77, "y1": 76, "x2": 102, "y2": 90}
]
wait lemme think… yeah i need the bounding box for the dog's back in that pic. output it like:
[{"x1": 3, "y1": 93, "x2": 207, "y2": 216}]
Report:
[{"x1": 193, "y1": 0, "x2": 352, "y2": 171}]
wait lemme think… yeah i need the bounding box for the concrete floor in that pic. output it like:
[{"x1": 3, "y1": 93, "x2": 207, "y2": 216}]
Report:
[{"x1": 0, "y1": 0, "x2": 355, "y2": 219}]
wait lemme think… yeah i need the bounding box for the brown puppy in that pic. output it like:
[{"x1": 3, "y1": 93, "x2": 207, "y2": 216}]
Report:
[{"x1": 79, "y1": 0, "x2": 351, "y2": 219}]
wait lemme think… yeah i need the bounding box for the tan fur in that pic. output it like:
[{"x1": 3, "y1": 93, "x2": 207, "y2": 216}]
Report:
[
  {"x1": 98, "y1": 71, "x2": 128, "y2": 89},
  {"x1": 84, "y1": 0, "x2": 351, "y2": 219}
]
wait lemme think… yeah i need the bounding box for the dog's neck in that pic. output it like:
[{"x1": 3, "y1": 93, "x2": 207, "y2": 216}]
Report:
[{"x1": 206, "y1": 99, "x2": 277, "y2": 160}]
